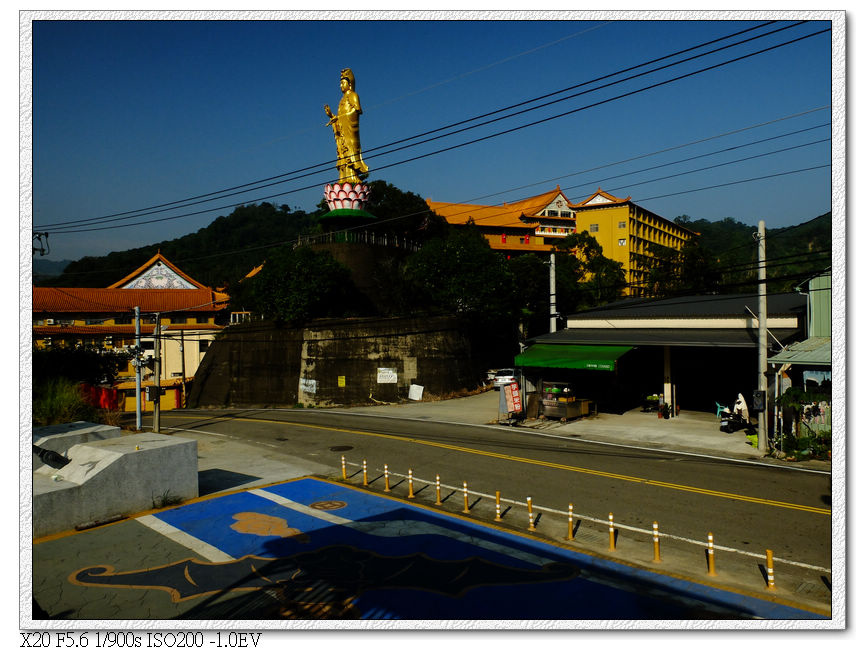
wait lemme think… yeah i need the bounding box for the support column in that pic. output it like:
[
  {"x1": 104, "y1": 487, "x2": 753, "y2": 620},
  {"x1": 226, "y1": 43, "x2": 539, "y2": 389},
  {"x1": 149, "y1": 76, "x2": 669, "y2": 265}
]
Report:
[{"x1": 663, "y1": 345, "x2": 672, "y2": 408}]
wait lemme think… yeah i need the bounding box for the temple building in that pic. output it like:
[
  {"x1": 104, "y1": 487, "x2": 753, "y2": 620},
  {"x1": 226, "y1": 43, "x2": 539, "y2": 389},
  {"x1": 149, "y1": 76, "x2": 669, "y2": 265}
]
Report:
[
  {"x1": 32, "y1": 253, "x2": 229, "y2": 411},
  {"x1": 427, "y1": 187, "x2": 697, "y2": 296}
]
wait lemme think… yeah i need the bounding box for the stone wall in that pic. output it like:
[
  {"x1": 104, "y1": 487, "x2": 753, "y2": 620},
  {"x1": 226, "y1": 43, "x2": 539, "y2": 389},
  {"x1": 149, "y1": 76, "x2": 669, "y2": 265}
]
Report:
[{"x1": 187, "y1": 315, "x2": 484, "y2": 409}]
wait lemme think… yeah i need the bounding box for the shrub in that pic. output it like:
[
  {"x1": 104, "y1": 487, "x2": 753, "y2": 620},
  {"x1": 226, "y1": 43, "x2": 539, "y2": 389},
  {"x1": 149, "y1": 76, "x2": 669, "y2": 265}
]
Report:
[{"x1": 33, "y1": 378, "x2": 99, "y2": 427}]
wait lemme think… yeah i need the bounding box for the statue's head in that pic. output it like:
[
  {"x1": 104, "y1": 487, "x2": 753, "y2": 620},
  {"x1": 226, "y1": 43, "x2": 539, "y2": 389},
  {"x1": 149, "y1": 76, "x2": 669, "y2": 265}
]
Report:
[{"x1": 340, "y1": 68, "x2": 355, "y2": 90}]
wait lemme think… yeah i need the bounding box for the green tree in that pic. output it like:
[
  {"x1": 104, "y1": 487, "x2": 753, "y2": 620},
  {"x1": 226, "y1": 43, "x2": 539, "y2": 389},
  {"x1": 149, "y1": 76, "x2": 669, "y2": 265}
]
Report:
[
  {"x1": 32, "y1": 346, "x2": 131, "y2": 386},
  {"x1": 245, "y1": 246, "x2": 359, "y2": 325},
  {"x1": 553, "y1": 231, "x2": 627, "y2": 310},
  {"x1": 642, "y1": 238, "x2": 721, "y2": 297},
  {"x1": 507, "y1": 254, "x2": 552, "y2": 339},
  {"x1": 402, "y1": 225, "x2": 517, "y2": 322}
]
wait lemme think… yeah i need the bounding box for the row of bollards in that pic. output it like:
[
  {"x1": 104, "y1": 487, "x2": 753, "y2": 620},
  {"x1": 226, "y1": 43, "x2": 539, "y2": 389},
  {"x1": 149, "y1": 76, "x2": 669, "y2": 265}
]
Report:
[{"x1": 340, "y1": 456, "x2": 781, "y2": 591}]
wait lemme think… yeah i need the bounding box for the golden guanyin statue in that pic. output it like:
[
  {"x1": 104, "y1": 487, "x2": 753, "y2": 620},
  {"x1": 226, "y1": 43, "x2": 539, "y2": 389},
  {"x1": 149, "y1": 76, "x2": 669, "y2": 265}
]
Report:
[{"x1": 325, "y1": 68, "x2": 369, "y2": 186}]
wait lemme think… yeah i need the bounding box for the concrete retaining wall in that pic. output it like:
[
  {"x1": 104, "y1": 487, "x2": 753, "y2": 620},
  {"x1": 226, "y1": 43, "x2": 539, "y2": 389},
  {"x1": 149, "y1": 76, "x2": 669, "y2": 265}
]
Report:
[
  {"x1": 188, "y1": 315, "x2": 486, "y2": 408},
  {"x1": 33, "y1": 432, "x2": 198, "y2": 538}
]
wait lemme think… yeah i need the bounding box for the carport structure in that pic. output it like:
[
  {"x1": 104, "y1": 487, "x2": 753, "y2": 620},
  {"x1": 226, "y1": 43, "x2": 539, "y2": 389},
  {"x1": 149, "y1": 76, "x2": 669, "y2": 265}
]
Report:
[{"x1": 516, "y1": 293, "x2": 806, "y2": 415}]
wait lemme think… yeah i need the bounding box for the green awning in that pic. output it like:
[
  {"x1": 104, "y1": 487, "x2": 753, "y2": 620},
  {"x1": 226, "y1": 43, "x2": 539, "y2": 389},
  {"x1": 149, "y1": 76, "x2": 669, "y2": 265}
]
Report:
[{"x1": 514, "y1": 344, "x2": 633, "y2": 371}]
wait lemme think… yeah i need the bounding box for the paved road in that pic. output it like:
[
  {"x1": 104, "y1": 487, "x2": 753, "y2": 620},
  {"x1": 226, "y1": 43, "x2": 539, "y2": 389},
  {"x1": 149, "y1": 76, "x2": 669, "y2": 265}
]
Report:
[
  {"x1": 33, "y1": 476, "x2": 828, "y2": 621},
  {"x1": 147, "y1": 407, "x2": 832, "y2": 603}
]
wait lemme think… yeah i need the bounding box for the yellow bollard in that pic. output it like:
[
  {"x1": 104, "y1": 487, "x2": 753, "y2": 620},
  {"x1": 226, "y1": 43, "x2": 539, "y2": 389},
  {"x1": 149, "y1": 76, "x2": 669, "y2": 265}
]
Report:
[
  {"x1": 435, "y1": 474, "x2": 442, "y2": 506},
  {"x1": 566, "y1": 504, "x2": 574, "y2": 541},
  {"x1": 608, "y1": 513, "x2": 616, "y2": 551},
  {"x1": 362, "y1": 459, "x2": 368, "y2": 487},
  {"x1": 766, "y1": 549, "x2": 777, "y2": 590},
  {"x1": 383, "y1": 464, "x2": 390, "y2": 492},
  {"x1": 407, "y1": 469, "x2": 415, "y2": 499},
  {"x1": 527, "y1": 497, "x2": 536, "y2": 531},
  {"x1": 462, "y1": 482, "x2": 470, "y2": 513},
  {"x1": 341, "y1": 455, "x2": 347, "y2": 481},
  {"x1": 707, "y1": 532, "x2": 717, "y2": 576},
  {"x1": 495, "y1": 491, "x2": 502, "y2": 521},
  {"x1": 652, "y1": 521, "x2": 661, "y2": 562}
]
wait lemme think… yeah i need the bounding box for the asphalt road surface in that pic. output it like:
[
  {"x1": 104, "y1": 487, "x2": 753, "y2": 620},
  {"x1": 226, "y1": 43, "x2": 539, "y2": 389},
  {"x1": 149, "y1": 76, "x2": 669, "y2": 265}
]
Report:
[{"x1": 151, "y1": 407, "x2": 832, "y2": 587}]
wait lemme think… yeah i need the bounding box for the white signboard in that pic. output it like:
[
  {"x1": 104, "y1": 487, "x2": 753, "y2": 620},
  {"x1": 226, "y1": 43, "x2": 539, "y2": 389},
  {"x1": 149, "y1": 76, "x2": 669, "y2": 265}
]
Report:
[
  {"x1": 300, "y1": 378, "x2": 317, "y2": 394},
  {"x1": 408, "y1": 384, "x2": 424, "y2": 401},
  {"x1": 377, "y1": 368, "x2": 398, "y2": 384}
]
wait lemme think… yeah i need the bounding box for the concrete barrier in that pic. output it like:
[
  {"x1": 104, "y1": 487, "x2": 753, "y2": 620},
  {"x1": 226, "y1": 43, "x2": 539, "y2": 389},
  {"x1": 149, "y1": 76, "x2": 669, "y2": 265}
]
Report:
[
  {"x1": 33, "y1": 432, "x2": 198, "y2": 538},
  {"x1": 32, "y1": 422, "x2": 123, "y2": 470}
]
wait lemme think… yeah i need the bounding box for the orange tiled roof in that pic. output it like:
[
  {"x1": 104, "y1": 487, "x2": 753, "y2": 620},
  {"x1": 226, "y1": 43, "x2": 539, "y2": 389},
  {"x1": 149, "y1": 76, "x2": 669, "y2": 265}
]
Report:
[
  {"x1": 427, "y1": 187, "x2": 571, "y2": 229},
  {"x1": 571, "y1": 188, "x2": 631, "y2": 208},
  {"x1": 106, "y1": 252, "x2": 209, "y2": 289},
  {"x1": 33, "y1": 287, "x2": 229, "y2": 314}
]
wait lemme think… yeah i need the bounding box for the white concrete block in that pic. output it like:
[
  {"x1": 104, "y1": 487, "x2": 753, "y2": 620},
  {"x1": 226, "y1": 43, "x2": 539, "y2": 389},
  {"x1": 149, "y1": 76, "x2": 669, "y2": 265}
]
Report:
[{"x1": 33, "y1": 433, "x2": 198, "y2": 538}]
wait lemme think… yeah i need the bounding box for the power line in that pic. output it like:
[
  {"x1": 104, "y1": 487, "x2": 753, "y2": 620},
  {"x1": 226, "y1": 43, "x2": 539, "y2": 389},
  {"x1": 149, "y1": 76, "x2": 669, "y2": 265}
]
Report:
[
  {"x1": 38, "y1": 21, "x2": 823, "y2": 233},
  {"x1": 36, "y1": 20, "x2": 776, "y2": 230}
]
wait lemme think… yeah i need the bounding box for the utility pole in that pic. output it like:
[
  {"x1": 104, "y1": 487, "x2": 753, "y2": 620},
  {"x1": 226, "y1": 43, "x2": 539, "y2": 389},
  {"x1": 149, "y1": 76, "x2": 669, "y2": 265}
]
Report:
[
  {"x1": 180, "y1": 329, "x2": 187, "y2": 408},
  {"x1": 153, "y1": 313, "x2": 161, "y2": 433},
  {"x1": 134, "y1": 306, "x2": 142, "y2": 431},
  {"x1": 757, "y1": 221, "x2": 768, "y2": 452},
  {"x1": 549, "y1": 252, "x2": 557, "y2": 333}
]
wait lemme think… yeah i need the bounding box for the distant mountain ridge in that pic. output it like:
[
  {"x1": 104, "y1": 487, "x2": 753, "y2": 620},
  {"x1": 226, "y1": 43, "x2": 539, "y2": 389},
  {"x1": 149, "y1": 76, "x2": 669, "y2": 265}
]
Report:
[{"x1": 33, "y1": 258, "x2": 72, "y2": 278}]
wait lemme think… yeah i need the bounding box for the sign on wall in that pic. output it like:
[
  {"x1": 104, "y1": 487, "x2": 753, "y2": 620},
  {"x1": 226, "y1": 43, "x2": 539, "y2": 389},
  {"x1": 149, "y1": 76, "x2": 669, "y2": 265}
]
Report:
[
  {"x1": 300, "y1": 378, "x2": 317, "y2": 394},
  {"x1": 377, "y1": 368, "x2": 398, "y2": 384}
]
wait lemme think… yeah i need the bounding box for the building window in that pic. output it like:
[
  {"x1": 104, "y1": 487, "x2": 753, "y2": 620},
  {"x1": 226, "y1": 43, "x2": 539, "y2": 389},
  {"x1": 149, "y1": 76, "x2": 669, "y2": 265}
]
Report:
[
  {"x1": 199, "y1": 340, "x2": 211, "y2": 354},
  {"x1": 589, "y1": 224, "x2": 599, "y2": 233},
  {"x1": 196, "y1": 315, "x2": 209, "y2": 324},
  {"x1": 114, "y1": 317, "x2": 132, "y2": 325},
  {"x1": 170, "y1": 315, "x2": 187, "y2": 324},
  {"x1": 618, "y1": 239, "x2": 627, "y2": 246},
  {"x1": 618, "y1": 221, "x2": 626, "y2": 228},
  {"x1": 547, "y1": 210, "x2": 559, "y2": 217}
]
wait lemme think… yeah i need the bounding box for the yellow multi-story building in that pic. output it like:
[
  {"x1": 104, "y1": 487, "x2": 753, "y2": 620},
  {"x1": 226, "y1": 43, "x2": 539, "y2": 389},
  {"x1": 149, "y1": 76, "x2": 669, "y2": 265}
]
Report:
[
  {"x1": 427, "y1": 186, "x2": 697, "y2": 296},
  {"x1": 32, "y1": 253, "x2": 229, "y2": 411}
]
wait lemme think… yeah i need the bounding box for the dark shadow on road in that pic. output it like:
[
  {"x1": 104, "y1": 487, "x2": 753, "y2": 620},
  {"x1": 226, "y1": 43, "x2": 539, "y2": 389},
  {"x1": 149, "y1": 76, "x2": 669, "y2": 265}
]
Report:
[{"x1": 198, "y1": 469, "x2": 262, "y2": 496}]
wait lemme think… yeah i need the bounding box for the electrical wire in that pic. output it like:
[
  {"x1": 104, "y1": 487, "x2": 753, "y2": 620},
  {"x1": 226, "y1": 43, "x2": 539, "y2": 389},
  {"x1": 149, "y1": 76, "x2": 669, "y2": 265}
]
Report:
[{"x1": 37, "y1": 22, "x2": 827, "y2": 233}]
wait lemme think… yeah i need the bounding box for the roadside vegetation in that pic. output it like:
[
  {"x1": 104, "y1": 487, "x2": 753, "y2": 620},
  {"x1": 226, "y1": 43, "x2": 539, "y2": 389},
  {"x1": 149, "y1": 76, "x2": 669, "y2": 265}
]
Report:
[{"x1": 32, "y1": 347, "x2": 129, "y2": 427}]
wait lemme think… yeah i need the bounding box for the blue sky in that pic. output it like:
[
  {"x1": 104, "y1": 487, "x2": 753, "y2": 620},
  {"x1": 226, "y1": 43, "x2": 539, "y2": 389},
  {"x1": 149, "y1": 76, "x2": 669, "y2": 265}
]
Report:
[{"x1": 27, "y1": 13, "x2": 838, "y2": 261}]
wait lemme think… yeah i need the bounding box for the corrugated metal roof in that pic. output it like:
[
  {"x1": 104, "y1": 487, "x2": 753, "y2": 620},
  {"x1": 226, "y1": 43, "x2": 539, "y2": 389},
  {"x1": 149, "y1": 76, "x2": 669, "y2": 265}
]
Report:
[
  {"x1": 769, "y1": 337, "x2": 831, "y2": 366},
  {"x1": 568, "y1": 293, "x2": 806, "y2": 320},
  {"x1": 530, "y1": 327, "x2": 801, "y2": 348},
  {"x1": 33, "y1": 288, "x2": 229, "y2": 313}
]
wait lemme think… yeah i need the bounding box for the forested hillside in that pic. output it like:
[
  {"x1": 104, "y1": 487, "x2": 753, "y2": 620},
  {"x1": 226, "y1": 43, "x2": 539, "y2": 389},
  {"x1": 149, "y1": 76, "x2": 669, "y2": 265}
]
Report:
[
  {"x1": 38, "y1": 183, "x2": 831, "y2": 300},
  {"x1": 38, "y1": 203, "x2": 320, "y2": 289},
  {"x1": 676, "y1": 212, "x2": 831, "y2": 294}
]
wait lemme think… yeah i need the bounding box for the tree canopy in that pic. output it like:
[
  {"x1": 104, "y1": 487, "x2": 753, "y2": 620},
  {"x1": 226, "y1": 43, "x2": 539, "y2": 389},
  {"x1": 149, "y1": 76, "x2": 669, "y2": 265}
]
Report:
[{"x1": 238, "y1": 245, "x2": 360, "y2": 326}]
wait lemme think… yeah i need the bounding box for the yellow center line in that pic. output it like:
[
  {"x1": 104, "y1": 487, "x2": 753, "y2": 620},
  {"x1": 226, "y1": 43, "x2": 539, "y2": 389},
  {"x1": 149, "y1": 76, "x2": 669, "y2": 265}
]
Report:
[{"x1": 163, "y1": 414, "x2": 831, "y2": 516}]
